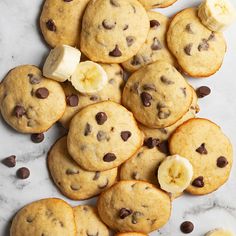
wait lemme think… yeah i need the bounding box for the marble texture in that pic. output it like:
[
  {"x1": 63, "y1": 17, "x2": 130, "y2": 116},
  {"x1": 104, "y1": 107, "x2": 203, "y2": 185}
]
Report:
[{"x1": 0, "y1": 0, "x2": 236, "y2": 235}]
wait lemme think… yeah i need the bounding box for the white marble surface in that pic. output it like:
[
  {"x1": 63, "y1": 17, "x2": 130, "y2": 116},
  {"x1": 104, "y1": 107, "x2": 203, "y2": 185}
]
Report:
[{"x1": 0, "y1": 0, "x2": 236, "y2": 235}]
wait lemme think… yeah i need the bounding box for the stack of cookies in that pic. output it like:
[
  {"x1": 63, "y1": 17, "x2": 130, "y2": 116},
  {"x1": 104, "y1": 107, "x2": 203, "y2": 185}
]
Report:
[{"x1": 1, "y1": 0, "x2": 235, "y2": 235}]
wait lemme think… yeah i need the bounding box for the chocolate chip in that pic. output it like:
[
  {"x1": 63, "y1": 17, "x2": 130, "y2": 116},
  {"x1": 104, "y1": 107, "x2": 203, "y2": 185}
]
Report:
[
  {"x1": 103, "y1": 153, "x2": 116, "y2": 162},
  {"x1": 119, "y1": 208, "x2": 132, "y2": 219},
  {"x1": 90, "y1": 95, "x2": 99, "y2": 101},
  {"x1": 132, "y1": 172, "x2": 140, "y2": 180},
  {"x1": 93, "y1": 171, "x2": 100, "y2": 180},
  {"x1": 64, "y1": 0, "x2": 73, "y2": 2},
  {"x1": 159, "y1": 128, "x2": 168, "y2": 134},
  {"x1": 95, "y1": 112, "x2": 107, "y2": 125},
  {"x1": 151, "y1": 37, "x2": 162, "y2": 50},
  {"x1": 142, "y1": 84, "x2": 156, "y2": 91},
  {"x1": 97, "y1": 131, "x2": 109, "y2": 141},
  {"x1": 131, "y1": 55, "x2": 141, "y2": 66},
  {"x1": 126, "y1": 36, "x2": 135, "y2": 47},
  {"x1": 181, "y1": 87, "x2": 187, "y2": 97},
  {"x1": 198, "y1": 39, "x2": 209, "y2": 51},
  {"x1": 150, "y1": 20, "x2": 160, "y2": 28},
  {"x1": 141, "y1": 92, "x2": 152, "y2": 107},
  {"x1": 208, "y1": 33, "x2": 215, "y2": 41},
  {"x1": 160, "y1": 76, "x2": 174, "y2": 85},
  {"x1": 157, "y1": 140, "x2": 170, "y2": 155},
  {"x1": 28, "y1": 73, "x2": 42, "y2": 84},
  {"x1": 66, "y1": 94, "x2": 78, "y2": 107},
  {"x1": 217, "y1": 156, "x2": 228, "y2": 168},
  {"x1": 1, "y1": 155, "x2": 16, "y2": 168},
  {"x1": 84, "y1": 123, "x2": 92, "y2": 136},
  {"x1": 31, "y1": 133, "x2": 44, "y2": 143},
  {"x1": 98, "y1": 179, "x2": 109, "y2": 189},
  {"x1": 66, "y1": 169, "x2": 79, "y2": 175},
  {"x1": 123, "y1": 24, "x2": 129, "y2": 30},
  {"x1": 110, "y1": 0, "x2": 120, "y2": 7},
  {"x1": 102, "y1": 20, "x2": 116, "y2": 30},
  {"x1": 109, "y1": 45, "x2": 122, "y2": 57},
  {"x1": 17, "y1": 167, "x2": 30, "y2": 179},
  {"x1": 46, "y1": 19, "x2": 56, "y2": 32},
  {"x1": 14, "y1": 105, "x2": 26, "y2": 118},
  {"x1": 184, "y1": 43, "x2": 193, "y2": 56},
  {"x1": 185, "y1": 24, "x2": 194, "y2": 34},
  {"x1": 180, "y1": 221, "x2": 194, "y2": 234},
  {"x1": 192, "y1": 176, "x2": 204, "y2": 188},
  {"x1": 196, "y1": 86, "x2": 211, "y2": 98},
  {"x1": 121, "y1": 131, "x2": 132, "y2": 141},
  {"x1": 196, "y1": 143, "x2": 208, "y2": 155},
  {"x1": 35, "y1": 87, "x2": 49, "y2": 99},
  {"x1": 144, "y1": 137, "x2": 159, "y2": 149}
]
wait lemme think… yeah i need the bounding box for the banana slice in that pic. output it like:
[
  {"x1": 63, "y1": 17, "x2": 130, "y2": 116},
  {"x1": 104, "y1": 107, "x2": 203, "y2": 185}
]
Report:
[
  {"x1": 158, "y1": 155, "x2": 193, "y2": 194},
  {"x1": 43, "y1": 45, "x2": 81, "y2": 82},
  {"x1": 70, "y1": 61, "x2": 108, "y2": 94},
  {"x1": 198, "y1": 0, "x2": 236, "y2": 32},
  {"x1": 205, "y1": 229, "x2": 235, "y2": 236}
]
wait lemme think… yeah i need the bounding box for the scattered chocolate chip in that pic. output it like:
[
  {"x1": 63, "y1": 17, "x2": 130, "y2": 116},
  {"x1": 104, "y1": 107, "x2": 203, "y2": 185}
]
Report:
[
  {"x1": 90, "y1": 95, "x2": 99, "y2": 101},
  {"x1": 150, "y1": 20, "x2": 160, "y2": 28},
  {"x1": 103, "y1": 153, "x2": 116, "y2": 162},
  {"x1": 66, "y1": 169, "x2": 79, "y2": 175},
  {"x1": 14, "y1": 105, "x2": 26, "y2": 118},
  {"x1": 126, "y1": 36, "x2": 135, "y2": 47},
  {"x1": 35, "y1": 87, "x2": 49, "y2": 99},
  {"x1": 141, "y1": 92, "x2": 152, "y2": 107},
  {"x1": 185, "y1": 24, "x2": 194, "y2": 34},
  {"x1": 28, "y1": 73, "x2": 42, "y2": 84},
  {"x1": 217, "y1": 156, "x2": 228, "y2": 168},
  {"x1": 181, "y1": 87, "x2": 187, "y2": 97},
  {"x1": 31, "y1": 133, "x2": 44, "y2": 143},
  {"x1": 131, "y1": 55, "x2": 141, "y2": 66},
  {"x1": 208, "y1": 32, "x2": 215, "y2": 41},
  {"x1": 26, "y1": 216, "x2": 34, "y2": 223},
  {"x1": 184, "y1": 43, "x2": 193, "y2": 56},
  {"x1": 46, "y1": 19, "x2": 56, "y2": 32},
  {"x1": 1, "y1": 155, "x2": 16, "y2": 168},
  {"x1": 159, "y1": 128, "x2": 168, "y2": 134},
  {"x1": 121, "y1": 131, "x2": 132, "y2": 141},
  {"x1": 119, "y1": 208, "x2": 132, "y2": 219},
  {"x1": 84, "y1": 123, "x2": 92, "y2": 136},
  {"x1": 98, "y1": 179, "x2": 109, "y2": 189},
  {"x1": 102, "y1": 19, "x2": 116, "y2": 29},
  {"x1": 157, "y1": 140, "x2": 170, "y2": 155},
  {"x1": 196, "y1": 143, "x2": 208, "y2": 155},
  {"x1": 151, "y1": 37, "x2": 162, "y2": 50},
  {"x1": 132, "y1": 211, "x2": 143, "y2": 224},
  {"x1": 93, "y1": 171, "x2": 100, "y2": 180},
  {"x1": 17, "y1": 167, "x2": 30, "y2": 179},
  {"x1": 123, "y1": 24, "x2": 129, "y2": 30},
  {"x1": 198, "y1": 39, "x2": 209, "y2": 51},
  {"x1": 160, "y1": 76, "x2": 174, "y2": 85},
  {"x1": 144, "y1": 137, "x2": 159, "y2": 149},
  {"x1": 196, "y1": 86, "x2": 211, "y2": 98},
  {"x1": 66, "y1": 94, "x2": 78, "y2": 107},
  {"x1": 95, "y1": 112, "x2": 107, "y2": 125},
  {"x1": 192, "y1": 176, "x2": 204, "y2": 188},
  {"x1": 142, "y1": 83, "x2": 156, "y2": 91},
  {"x1": 110, "y1": 0, "x2": 120, "y2": 7},
  {"x1": 180, "y1": 221, "x2": 194, "y2": 234},
  {"x1": 97, "y1": 131, "x2": 109, "y2": 142},
  {"x1": 109, "y1": 45, "x2": 122, "y2": 57}
]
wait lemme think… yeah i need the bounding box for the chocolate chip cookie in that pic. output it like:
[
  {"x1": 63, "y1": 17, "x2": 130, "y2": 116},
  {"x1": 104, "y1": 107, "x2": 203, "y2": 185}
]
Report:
[
  {"x1": 138, "y1": 0, "x2": 177, "y2": 9},
  {"x1": 122, "y1": 11, "x2": 175, "y2": 72},
  {"x1": 59, "y1": 63, "x2": 124, "y2": 128},
  {"x1": 67, "y1": 101, "x2": 143, "y2": 171},
  {"x1": 40, "y1": 0, "x2": 90, "y2": 47},
  {"x1": 0, "y1": 65, "x2": 66, "y2": 133},
  {"x1": 10, "y1": 198, "x2": 76, "y2": 236},
  {"x1": 167, "y1": 8, "x2": 226, "y2": 77},
  {"x1": 73, "y1": 205, "x2": 109, "y2": 236},
  {"x1": 80, "y1": 0, "x2": 149, "y2": 63},
  {"x1": 122, "y1": 61, "x2": 193, "y2": 128},
  {"x1": 48, "y1": 136, "x2": 118, "y2": 200},
  {"x1": 97, "y1": 180, "x2": 171, "y2": 233},
  {"x1": 169, "y1": 118, "x2": 233, "y2": 195}
]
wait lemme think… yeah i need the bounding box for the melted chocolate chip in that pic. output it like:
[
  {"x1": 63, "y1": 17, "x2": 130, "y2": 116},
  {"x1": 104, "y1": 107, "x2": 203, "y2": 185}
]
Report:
[
  {"x1": 84, "y1": 123, "x2": 92, "y2": 136},
  {"x1": 151, "y1": 37, "x2": 162, "y2": 50},
  {"x1": 184, "y1": 43, "x2": 193, "y2": 56},
  {"x1": 217, "y1": 156, "x2": 228, "y2": 168},
  {"x1": 35, "y1": 87, "x2": 49, "y2": 99},
  {"x1": 192, "y1": 176, "x2": 204, "y2": 188},
  {"x1": 95, "y1": 112, "x2": 107, "y2": 125},
  {"x1": 144, "y1": 137, "x2": 159, "y2": 149},
  {"x1": 93, "y1": 171, "x2": 100, "y2": 180},
  {"x1": 121, "y1": 131, "x2": 132, "y2": 141},
  {"x1": 141, "y1": 92, "x2": 152, "y2": 107},
  {"x1": 119, "y1": 208, "x2": 132, "y2": 219},
  {"x1": 1, "y1": 155, "x2": 16, "y2": 168},
  {"x1": 196, "y1": 143, "x2": 208, "y2": 155},
  {"x1": 123, "y1": 24, "x2": 129, "y2": 30},
  {"x1": 185, "y1": 24, "x2": 194, "y2": 34},
  {"x1": 180, "y1": 221, "x2": 194, "y2": 234},
  {"x1": 66, "y1": 94, "x2": 79, "y2": 107},
  {"x1": 196, "y1": 86, "x2": 211, "y2": 98},
  {"x1": 157, "y1": 140, "x2": 170, "y2": 155},
  {"x1": 14, "y1": 105, "x2": 26, "y2": 118},
  {"x1": 17, "y1": 167, "x2": 30, "y2": 179},
  {"x1": 90, "y1": 95, "x2": 99, "y2": 101},
  {"x1": 160, "y1": 76, "x2": 174, "y2": 85},
  {"x1": 150, "y1": 20, "x2": 160, "y2": 28},
  {"x1": 46, "y1": 19, "x2": 56, "y2": 32},
  {"x1": 198, "y1": 39, "x2": 209, "y2": 51},
  {"x1": 28, "y1": 73, "x2": 42, "y2": 84},
  {"x1": 131, "y1": 55, "x2": 141, "y2": 66},
  {"x1": 110, "y1": 0, "x2": 120, "y2": 7},
  {"x1": 126, "y1": 36, "x2": 135, "y2": 47},
  {"x1": 103, "y1": 153, "x2": 116, "y2": 162},
  {"x1": 142, "y1": 84, "x2": 156, "y2": 91},
  {"x1": 109, "y1": 45, "x2": 122, "y2": 57},
  {"x1": 31, "y1": 133, "x2": 44, "y2": 143},
  {"x1": 102, "y1": 19, "x2": 116, "y2": 29},
  {"x1": 97, "y1": 131, "x2": 109, "y2": 141}
]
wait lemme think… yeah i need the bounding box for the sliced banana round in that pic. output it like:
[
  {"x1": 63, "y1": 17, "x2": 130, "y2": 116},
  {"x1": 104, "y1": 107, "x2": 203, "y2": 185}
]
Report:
[
  {"x1": 158, "y1": 155, "x2": 193, "y2": 194},
  {"x1": 205, "y1": 229, "x2": 235, "y2": 236},
  {"x1": 198, "y1": 0, "x2": 236, "y2": 32},
  {"x1": 70, "y1": 61, "x2": 108, "y2": 94},
  {"x1": 43, "y1": 45, "x2": 81, "y2": 82}
]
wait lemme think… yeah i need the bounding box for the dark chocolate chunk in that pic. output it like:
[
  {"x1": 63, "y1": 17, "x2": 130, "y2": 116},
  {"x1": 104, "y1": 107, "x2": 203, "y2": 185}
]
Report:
[
  {"x1": 150, "y1": 20, "x2": 160, "y2": 28},
  {"x1": 121, "y1": 131, "x2": 132, "y2": 141},
  {"x1": 196, "y1": 143, "x2": 208, "y2": 155},
  {"x1": 151, "y1": 37, "x2": 162, "y2": 50},
  {"x1": 84, "y1": 123, "x2": 92, "y2": 136},
  {"x1": 109, "y1": 45, "x2": 122, "y2": 57},
  {"x1": 17, "y1": 167, "x2": 30, "y2": 179},
  {"x1": 192, "y1": 176, "x2": 204, "y2": 188},
  {"x1": 66, "y1": 94, "x2": 79, "y2": 107},
  {"x1": 102, "y1": 20, "x2": 116, "y2": 30},
  {"x1": 184, "y1": 43, "x2": 193, "y2": 56},
  {"x1": 31, "y1": 133, "x2": 44, "y2": 143},
  {"x1": 1, "y1": 155, "x2": 16, "y2": 168},
  {"x1": 14, "y1": 105, "x2": 26, "y2": 118},
  {"x1": 180, "y1": 221, "x2": 194, "y2": 234},
  {"x1": 196, "y1": 86, "x2": 211, "y2": 98},
  {"x1": 35, "y1": 87, "x2": 49, "y2": 99},
  {"x1": 95, "y1": 112, "x2": 107, "y2": 125},
  {"x1": 160, "y1": 76, "x2": 174, "y2": 85},
  {"x1": 157, "y1": 140, "x2": 170, "y2": 155},
  {"x1": 141, "y1": 92, "x2": 152, "y2": 107},
  {"x1": 217, "y1": 156, "x2": 228, "y2": 168},
  {"x1": 119, "y1": 208, "x2": 132, "y2": 219},
  {"x1": 46, "y1": 19, "x2": 56, "y2": 32},
  {"x1": 144, "y1": 137, "x2": 159, "y2": 149},
  {"x1": 103, "y1": 153, "x2": 116, "y2": 162}
]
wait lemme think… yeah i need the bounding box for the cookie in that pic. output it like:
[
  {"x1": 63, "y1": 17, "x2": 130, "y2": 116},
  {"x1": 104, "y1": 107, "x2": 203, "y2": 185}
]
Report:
[
  {"x1": 97, "y1": 180, "x2": 171, "y2": 233},
  {"x1": 60, "y1": 63, "x2": 124, "y2": 128},
  {"x1": 122, "y1": 61, "x2": 193, "y2": 128},
  {"x1": 167, "y1": 8, "x2": 226, "y2": 77},
  {"x1": 73, "y1": 205, "x2": 109, "y2": 236},
  {"x1": 116, "y1": 233, "x2": 148, "y2": 236},
  {"x1": 40, "y1": 0, "x2": 90, "y2": 47},
  {"x1": 80, "y1": 0, "x2": 149, "y2": 63},
  {"x1": 138, "y1": 0, "x2": 177, "y2": 9},
  {"x1": 138, "y1": 87, "x2": 199, "y2": 141},
  {"x1": 48, "y1": 136, "x2": 118, "y2": 200},
  {"x1": 10, "y1": 198, "x2": 76, "y2": 236},
  {"x1": 67, "y1": 101, "x2": 143, "y2": 171},
  {"x1": 0, "y1": 65, "x2": 66, "y2": 133},
  {"x1": 122, "y1": 11, "x2": 175, "y2": 72},
  {"x1": 169, "y1": 118, "x2": 233, "y2": 195}
]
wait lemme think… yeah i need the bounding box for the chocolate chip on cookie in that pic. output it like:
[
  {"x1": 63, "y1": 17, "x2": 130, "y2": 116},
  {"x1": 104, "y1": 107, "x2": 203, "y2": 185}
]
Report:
[
  {"x1": 151, "y1": 37, "x2": 162, "y2": 50},
  {"x1": 2, "y1": 155, "x2": 16, "y2": 168},
  {"x1": 144, "y1": 137, "x2": 159, "y2": 149},
  {"x1": 84, "y1": 123, "x2": 92, "y2": 136},
  {"x1": 160, "y1": 76, "x2": 174, "y2": 85},
  {"x1": 195, "y1": 143, "x2": 207, "y2": 154},
  {"x1": 185, "y1": 23, "x2": 194, "y2": 34},
  {"x1": 46, "y1": 19, "x2": 56, "y2": 32},
  {"x1": 192, "y1": 176, "x2": 204, "y2": 188},
  {"x1": 35, "y1": 87, "x2": 49, "y2": 99},
  {"x1": 119, "y1": 208, "x2": 132, "y2": 219},
  {"x1": 14, "y1": 105, "x2": 26, "y2": 118},
  {"x1": 217, "y1": 156, "x2": 228, "y2": 168},
  {"x1": 198, "y1": 39, "x2": 209, "y2": 51},
  {"x1": 102, "y1": 19, "x2": 116, "y2": 29},
  {"x1": 28, "y1": 73, "x2": 42, "y2": 84},
  {"x1": 17, "y1": 167, "x2": 30, "y2": 179},
  {"x1": 121, "y1": 131, "x2": 132, "y2": 141},
  {"x1": 126, "y1": 36, "x2": 135, "y2": 47},
  {"x1": 196, "y1": 86, "x2": 211, "y2": 98},
  {"x1": 103, "y1": 153, "x2": 116, "y2": 162},
  {"x1": 141, "y1": 92, "x2": 152, "y2": 107},
  {"x1": 109, "y1": 45, "x2": 122, "y2": 57},
  {"x1": 157, "y1": 140, "x2": 169, "y2": 155},
  {"x1": 110, "y1": 0, "x2": 120, "y2": 7},
  {"x1": 150, "y1": 20, "x2": 160, "y2": 28},
  {"x1": 95, "y1": 112, "x2": 107, "y2": 125},
  {"x1": 184, "y1": 43, "x2": 193, "y2": 56},
  {"x1": 31, "y1": 133, "x2": 44, "y2": 143},
  {"x1": 66, "y1": 94, "x2": 79, "y2": 107}
]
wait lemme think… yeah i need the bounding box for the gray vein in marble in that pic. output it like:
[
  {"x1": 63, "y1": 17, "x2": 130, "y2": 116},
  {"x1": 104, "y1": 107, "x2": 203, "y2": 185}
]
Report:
[{"x1": 17, "y1": 149, "x2": 46, "y2": 163}]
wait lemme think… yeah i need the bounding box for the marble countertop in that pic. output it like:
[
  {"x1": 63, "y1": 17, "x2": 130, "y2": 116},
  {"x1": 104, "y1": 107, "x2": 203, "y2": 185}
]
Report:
[{"x1": 0, "y1": 0, "x2": 236, "y2": 235}]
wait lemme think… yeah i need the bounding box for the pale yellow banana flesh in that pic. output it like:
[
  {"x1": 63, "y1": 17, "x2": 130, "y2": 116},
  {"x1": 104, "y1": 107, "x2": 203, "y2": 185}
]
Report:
[{"x1": 205, "y1": 229, "x2": 235, "y2": 236}]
